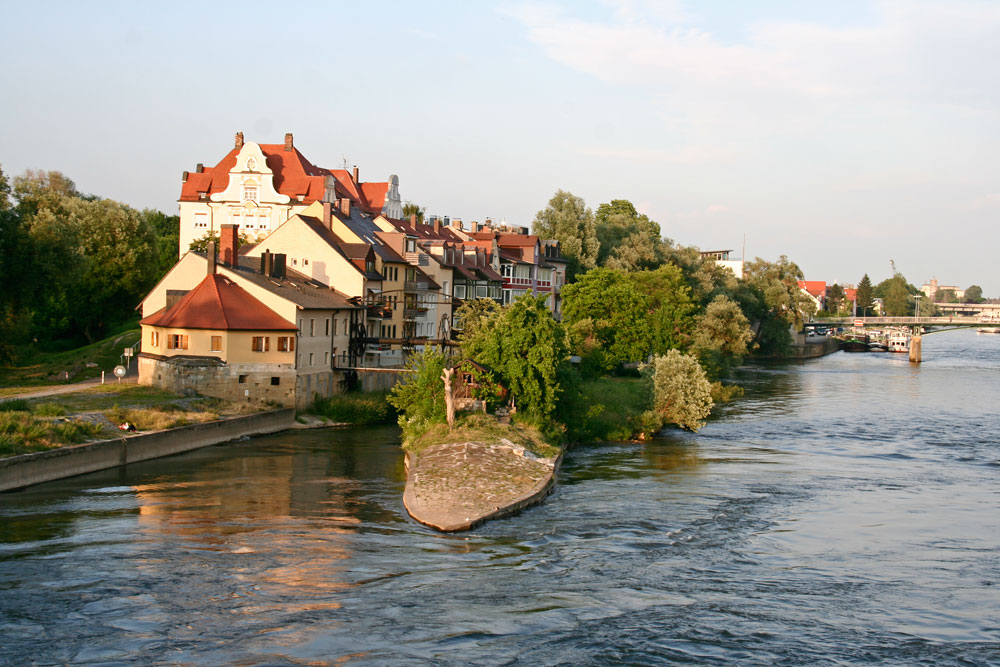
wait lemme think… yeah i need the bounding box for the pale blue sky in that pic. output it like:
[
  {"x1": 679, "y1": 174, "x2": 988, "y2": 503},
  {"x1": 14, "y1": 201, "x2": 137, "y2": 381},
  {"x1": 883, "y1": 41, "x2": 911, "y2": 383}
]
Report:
[{"x1": 2, "y1": 0, "x2": 998, "y2": 295}]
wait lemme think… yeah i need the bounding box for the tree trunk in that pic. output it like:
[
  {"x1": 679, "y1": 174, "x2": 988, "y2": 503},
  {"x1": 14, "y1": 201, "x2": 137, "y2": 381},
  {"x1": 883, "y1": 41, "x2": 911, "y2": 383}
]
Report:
[{"x1": 442, "y1": 367, "x2": 455, "y2": 428}]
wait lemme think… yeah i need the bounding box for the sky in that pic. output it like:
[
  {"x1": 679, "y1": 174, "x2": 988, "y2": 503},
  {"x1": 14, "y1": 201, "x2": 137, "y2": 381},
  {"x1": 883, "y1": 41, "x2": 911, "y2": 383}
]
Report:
[{"x1": 1, "y1": 0, "x2": 998, "y2": 295}]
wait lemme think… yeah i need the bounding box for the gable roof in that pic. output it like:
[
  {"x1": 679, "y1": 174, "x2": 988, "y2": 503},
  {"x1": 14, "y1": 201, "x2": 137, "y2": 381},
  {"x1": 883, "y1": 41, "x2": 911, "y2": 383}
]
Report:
[
  {"x1": 180, "y1": 141, "x2": 388, "y2": 214},
  {"x1": 797, "y1": 281, "x2": 827, "y2": 298},
  {"x1": 140, "y1": 273, "x2": 296, "y2": 331}
]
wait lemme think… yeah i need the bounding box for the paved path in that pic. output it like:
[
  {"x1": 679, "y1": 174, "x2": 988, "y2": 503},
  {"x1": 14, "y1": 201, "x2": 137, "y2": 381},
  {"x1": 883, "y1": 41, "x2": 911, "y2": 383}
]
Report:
[{"x1": 1, "y1": 376, "x2": 136, "y2": 402}]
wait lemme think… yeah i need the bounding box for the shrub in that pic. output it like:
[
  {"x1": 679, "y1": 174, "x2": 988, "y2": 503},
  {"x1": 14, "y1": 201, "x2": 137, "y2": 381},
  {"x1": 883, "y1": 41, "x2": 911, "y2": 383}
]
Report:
[
  {"x1": 310, "y1": 392, "x2": 395, "y2": 425},
  {"x1": 33, "y1": 402, "x2": 66, "y2": 416},
  {"x1": 0, "y1": 399, "x2": 30, "y2": 412},
  {"x1": 388, "y1": 349, "x2": 448, "y2": 438},
  {"x1": 642, "y1": 350, "x2": 714, "y2": 432}
]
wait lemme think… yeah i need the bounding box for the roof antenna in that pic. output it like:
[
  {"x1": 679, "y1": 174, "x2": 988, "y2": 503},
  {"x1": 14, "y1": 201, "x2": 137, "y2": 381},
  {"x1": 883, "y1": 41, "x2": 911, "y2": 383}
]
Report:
[{"x1": 342, "y1": 156, "x2": 349, "y2": 169}]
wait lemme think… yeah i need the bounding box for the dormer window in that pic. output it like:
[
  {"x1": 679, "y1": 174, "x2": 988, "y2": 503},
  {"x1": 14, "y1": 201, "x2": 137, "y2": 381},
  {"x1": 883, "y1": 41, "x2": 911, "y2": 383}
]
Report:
[
  {"x1": 243, "y1": 185, "x2": 258, "y2": 202},
  {"x1": 405, "y1": 238, "x2": 416, "y2": 253}
]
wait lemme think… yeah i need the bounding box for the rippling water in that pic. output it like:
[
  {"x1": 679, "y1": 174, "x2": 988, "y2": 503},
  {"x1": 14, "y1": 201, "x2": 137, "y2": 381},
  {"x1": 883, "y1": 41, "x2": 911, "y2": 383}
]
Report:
[{"x1": 2, "y1": 330, "x2": 999, "y2": 665}]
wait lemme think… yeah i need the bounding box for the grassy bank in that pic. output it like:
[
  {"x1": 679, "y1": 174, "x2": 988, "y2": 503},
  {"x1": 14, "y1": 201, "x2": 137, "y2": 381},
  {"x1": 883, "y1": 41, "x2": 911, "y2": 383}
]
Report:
[
  {"x1": 0, "y1": 385, "x2": 262, "y2": 457},
  {"x1": 0, "y1": 324, "x2": 141, "y2": 388},
  {"x1": 402, "y1": 413, "x2": 560, "y2": 459},
  {"x1": 570, "y1": 376, "x2": 657, "y2": 443},
  {"x1": 308, "y1": 391, "x2": 397, "y2": 425}
]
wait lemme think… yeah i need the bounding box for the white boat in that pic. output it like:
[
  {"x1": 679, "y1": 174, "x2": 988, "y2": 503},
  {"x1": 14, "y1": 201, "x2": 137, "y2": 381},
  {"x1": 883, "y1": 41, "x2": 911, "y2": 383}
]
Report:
[
  {"x1": 887, "y1": 328, "x2": 910, "y2": 353},
  {"x1": 977, "y1": 313, "x2": 1000, "y2": 334}
]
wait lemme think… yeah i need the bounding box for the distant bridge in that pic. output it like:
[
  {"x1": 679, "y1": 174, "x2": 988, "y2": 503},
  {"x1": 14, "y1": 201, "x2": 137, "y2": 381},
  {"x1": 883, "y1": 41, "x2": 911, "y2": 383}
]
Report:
[{"x1": 812, "y1": 316, "x2": 981, "y2": 327}]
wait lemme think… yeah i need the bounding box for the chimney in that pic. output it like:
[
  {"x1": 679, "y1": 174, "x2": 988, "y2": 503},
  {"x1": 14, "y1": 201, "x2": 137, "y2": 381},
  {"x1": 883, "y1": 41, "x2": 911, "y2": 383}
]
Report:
[
  {"x1": 284, "y1": 133, "x2": 294, "y2": 151},
  {"x1": 409, "y1": 213, "x2": 418, "y2": 225},
  {"x1": 271, "y1": 253, "x2": 287, "y2": 279},
  {"x1": 235, "y1": 131, "x2": 244, "y2": 149},
  {"x1": 195, "y1": 163, "x2": 204, "y2": 173},
  {"x1": 433, "y1": 218, "x2": 441, "y2": 235},
  {"x1": 321, "y1": 201, "x2": 332, "y2": 227},
  {"x1": 339, "y1": 198, "x2": 351, "y2": 217},
  {"x1": 219, "y1": 224, "x2": 239, "y2": 267},
  {"x1": 206, "y1": 241, "x2": 216, "y2": 275},
  {"x1": 352, "y1": 165, "x2": 359, "y2": 183},
  {"x1": 182, "y1": 171, "x2": 189, "y2": 183},
  {"x1": 260, "y1": 250, "x2": 272, "y2": 275}
]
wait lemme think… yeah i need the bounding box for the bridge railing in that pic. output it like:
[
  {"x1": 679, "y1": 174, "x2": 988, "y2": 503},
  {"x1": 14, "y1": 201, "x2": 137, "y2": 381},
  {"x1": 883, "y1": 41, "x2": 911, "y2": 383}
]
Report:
[{"x1": 812, "y1": 316, "x2": 980, "y2": 325}]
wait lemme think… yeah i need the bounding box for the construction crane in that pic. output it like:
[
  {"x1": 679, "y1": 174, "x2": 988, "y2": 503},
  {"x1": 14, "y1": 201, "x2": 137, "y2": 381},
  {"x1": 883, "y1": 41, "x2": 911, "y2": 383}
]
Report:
[{"x1": 890, "y1": 259, "x2": 897, "y2": 276}]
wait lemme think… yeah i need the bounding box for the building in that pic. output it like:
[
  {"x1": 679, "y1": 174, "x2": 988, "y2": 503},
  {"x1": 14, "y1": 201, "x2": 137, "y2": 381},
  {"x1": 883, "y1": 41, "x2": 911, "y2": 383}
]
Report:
[
  {"x1": 138, "y1": 226, "x2": 363, "y2": 408},
  {"x1": 921, "y1": 278, "x2": 964, "y2": 302},
  {"x1": 798, "y1": 281, "x2": 827, "y2": 311},
  {"x1": 177, "y1": 132, "x2": 403, "y2": 256},
  {"x1": 700, "y1": 249, "x2": 744, "y2": 279}
]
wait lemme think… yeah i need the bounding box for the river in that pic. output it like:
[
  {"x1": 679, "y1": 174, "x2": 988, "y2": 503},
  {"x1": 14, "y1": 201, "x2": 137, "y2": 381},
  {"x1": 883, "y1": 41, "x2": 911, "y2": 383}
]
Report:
[{"x1": 1, "y1": 330, "x2": 998, "y2": 665}]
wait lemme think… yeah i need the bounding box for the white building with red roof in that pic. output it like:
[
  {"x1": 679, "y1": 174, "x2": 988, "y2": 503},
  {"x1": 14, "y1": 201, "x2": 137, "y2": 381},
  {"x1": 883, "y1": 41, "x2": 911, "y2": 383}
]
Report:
[{"x1": 177, "y1": 132, "x2": 403, "y2": 255}]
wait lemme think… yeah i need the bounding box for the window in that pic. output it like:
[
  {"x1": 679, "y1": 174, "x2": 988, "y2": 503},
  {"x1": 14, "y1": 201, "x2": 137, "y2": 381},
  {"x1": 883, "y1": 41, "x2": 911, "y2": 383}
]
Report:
[
  {"x1": 324, "y1": 351, "x2": 329, "y2": 365},
  {"x1": 210, "y1": 335, "x2": 222, "y2": 351},
  {"x1": 304, "y1": 259, "x2": 309, "y2": 266},
  {"x1": 251, "y1": 336, "x2": 270, "y2": 352},
  {"x1": 325, "y1": 319, "x2": 330, "y2": 336},
  {"x1": 238, "y1": 374, "x2": 247, "y2": 383},
  {"x1": 243, "y1": 185, "x2": 258, "y2": 202},
  {"x1": 167, "y1": 334, "x2": 188, "y2": 350},
  {"x1": 150, "y1": 331, "x2": 159, "y2": 346},
  {"x1": 309, "y1": 352, "x2": 314, "y2": 365},
  {"x1": 310, "y1": 319, "x2": 315, "y2": 336},
  {"x1": 270, "y1": 377, "x2": 280, "y2": 386},
  {"x1": 454, "y1": 284, "x2": 467, "y2": 299},
  {"x1": 291, "y1": 258, "x2": 298, "y2": 266},
  {"x1": 405, "y1": 238, "x2": 416, "y2": 253},
  {"x1": 193, "y1": 213, "x2": 208, "y2": 229},
  {"x1": 277, "y1": 336, "x2": 295, "y2": 352}
]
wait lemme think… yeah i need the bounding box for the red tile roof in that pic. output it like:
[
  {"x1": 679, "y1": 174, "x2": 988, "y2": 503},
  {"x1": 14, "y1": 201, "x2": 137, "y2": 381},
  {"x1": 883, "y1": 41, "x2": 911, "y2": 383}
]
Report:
[
  {"x1": 140, "y1": 274, "x2": 296, "y2": 331},
  {"x1": 798, "y1": 280, "x2": 827, "y2": 298},
  {"x1": 180, "y1": 142, "x2": 388, "y2": 214}
]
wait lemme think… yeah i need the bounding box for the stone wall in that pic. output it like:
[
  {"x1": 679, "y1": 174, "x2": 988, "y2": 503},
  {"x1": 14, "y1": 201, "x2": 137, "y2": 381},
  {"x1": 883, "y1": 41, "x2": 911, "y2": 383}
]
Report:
[
  {"x1": 0, "y1": 409, "x2": 295, "y2": 492},
  {"x1": 139, "y1": 354, "x2": 297, "y2": 406}
]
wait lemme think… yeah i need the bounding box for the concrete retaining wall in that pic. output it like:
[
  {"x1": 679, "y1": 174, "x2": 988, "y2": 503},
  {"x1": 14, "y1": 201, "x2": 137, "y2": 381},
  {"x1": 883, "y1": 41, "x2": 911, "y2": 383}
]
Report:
[{"x1": 0, "y1": 408, "x2": 295, "y2": 492}]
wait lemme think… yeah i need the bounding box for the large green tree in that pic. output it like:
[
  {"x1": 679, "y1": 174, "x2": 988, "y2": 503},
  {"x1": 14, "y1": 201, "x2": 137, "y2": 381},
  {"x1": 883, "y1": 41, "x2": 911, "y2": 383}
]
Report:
[
  {"x1": 826, "y1": 283, "x2": 845, "y2": 315},
  {"x1": 740, "y1": 256, "x2": 814, "y2": 355},
  {"x1": 532, "y1": 190, "x2": 599, "y2": 280},
  {"x1": 964, "y1": 285, "x2": 983, "y2": 303},
  {"x1": 463, "y1": 294, "x2": 568, "y2": 422},
  {"x1": 856, "y1": 274, "x2": 875, "y2": 316},
  {"x1": 594, "y1": 199, "x2": 666, "y2": 271},
  {"x1": 690, "y1": 295, "x2": 754, "y2": 379},
  {"x1": 561, "y1": 267, "x2": 651, "y2": 369},
  {"x1": 877, "y1": 274, "x2": 912, "y2": 316}
]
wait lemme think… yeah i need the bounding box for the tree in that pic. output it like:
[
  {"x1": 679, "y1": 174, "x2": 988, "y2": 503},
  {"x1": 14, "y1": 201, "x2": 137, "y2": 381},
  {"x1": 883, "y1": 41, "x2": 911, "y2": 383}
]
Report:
[
  {"x1": 826, "y1": 283, "x2": 845, "y2": 315},
  {"x1": 878, "y1": 274, "x2": 911, "y2": 316},
  {"x1": 856, "y1": 274, "x2": 875, "y2": 316},
  {"x1": 663, "y1": 244, "x2": 738, "y2": 306},
  {"x1": 532, "y1": 190, "x2": 599, "y2": 280},
  {"x1": 188, "y1": 229, "x2": 251, "y2": 253},
  {"x1": 463, "y1": 295, "x2": 568, "y2": 422},
  {"x1": 594, "y1": 199, "x2": 666, "y2": 271},
  {"x1": 741, "y1": 256, "x2": 814, "y2": 355},
  {"x1": 642, "y1": 350, "x2": 713, "y2": 432},
  {"x1": 402, "y1": 201, "x2": 424, "y2": 223},
  {"x1": 630, "y1": 264, "x2": 696, "y2": 354},
  {"x1": 388, "y1": 348, "x2": 448, "y2": 436},
  {"x1": 561, "y1": 267, "x2": 650, "y2": 369},
  {"x1": 690, "y1": 295, "x2": 754, "y2": 379},
  {"x1": 964, "y1": 285, "x2": 983, "y2": 303},
  {"x1": 142, "y1": 209, "x2": 180, "y2": 277},
  {"x1": 455, "y1": 298, "x2": 501, "y2": 356},
  {"x1": 936, "y1": 289, "x2": 957, "y2": 304}
]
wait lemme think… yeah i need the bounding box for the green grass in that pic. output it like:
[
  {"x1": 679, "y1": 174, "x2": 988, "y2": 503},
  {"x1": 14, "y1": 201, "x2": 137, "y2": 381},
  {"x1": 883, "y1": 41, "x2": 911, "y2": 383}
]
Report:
[
  {"x1": 0, "y1": 324, "x2": 141, "y2": 388},
  {"x1": 403, "y1": 413, "x2": 560, "y2": 459},
  {"x1": 0, "y1": 411, "x2": 107, "y2": 457},
  {"x1": 308, "y1": 391, "x2": 397, "y2": 425}
]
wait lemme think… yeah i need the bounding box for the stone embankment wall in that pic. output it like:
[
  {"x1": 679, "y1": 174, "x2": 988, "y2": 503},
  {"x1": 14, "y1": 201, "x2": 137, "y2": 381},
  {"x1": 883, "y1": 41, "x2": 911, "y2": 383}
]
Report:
[{"x1": 0, "y1": 408, "x2": 295, "y2": 492}]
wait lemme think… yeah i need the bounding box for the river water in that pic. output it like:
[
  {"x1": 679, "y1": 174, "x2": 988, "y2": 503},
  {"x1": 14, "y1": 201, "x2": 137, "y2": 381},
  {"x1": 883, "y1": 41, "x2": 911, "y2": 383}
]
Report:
[{"x1": 1, "y1": 330, "x2": 998, "y2": 665}]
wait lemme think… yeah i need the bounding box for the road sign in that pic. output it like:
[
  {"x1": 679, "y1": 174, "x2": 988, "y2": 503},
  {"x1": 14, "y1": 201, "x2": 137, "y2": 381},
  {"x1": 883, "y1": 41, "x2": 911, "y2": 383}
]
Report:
[
  {"x1": 853, "y1": 319, "x2": 865, "y2": 326},
  {"x1": 123, "y1": 347, "x2": 133, "y2": 357},
  {"x1": 113, "y1": 365, "x2": 127, "y2": 378}
]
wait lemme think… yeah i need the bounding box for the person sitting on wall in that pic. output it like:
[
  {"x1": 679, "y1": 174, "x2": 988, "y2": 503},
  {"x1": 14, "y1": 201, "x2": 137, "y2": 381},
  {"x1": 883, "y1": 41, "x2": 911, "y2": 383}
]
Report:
[{"x1": 118, "y1": 421, "x2": 137, "y2": 432}]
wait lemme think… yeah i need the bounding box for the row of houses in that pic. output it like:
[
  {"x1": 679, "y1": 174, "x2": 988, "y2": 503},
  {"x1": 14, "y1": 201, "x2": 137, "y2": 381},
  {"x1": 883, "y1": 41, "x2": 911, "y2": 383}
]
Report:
[{"x1": 138, "y1": 133, "x2": 568, "y2": 408}]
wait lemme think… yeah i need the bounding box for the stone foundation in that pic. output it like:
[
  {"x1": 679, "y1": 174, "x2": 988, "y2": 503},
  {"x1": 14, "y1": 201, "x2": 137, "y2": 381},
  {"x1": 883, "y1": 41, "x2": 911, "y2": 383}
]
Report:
[{"x1": 139, "y1": 354, "x2": 297, "y2": 407}]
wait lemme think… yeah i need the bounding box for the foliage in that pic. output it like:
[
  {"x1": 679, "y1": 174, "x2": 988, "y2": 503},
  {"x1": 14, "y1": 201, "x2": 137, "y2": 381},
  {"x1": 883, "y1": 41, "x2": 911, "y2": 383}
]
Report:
[
  {"x1": 691, "y1": 295, "x2": 754, "y2": 379},
  {"x1": 455, "y1": 360, "x2": 505, "y2": 412},
  {"x1": 104, "y1": 403, "x2": 220, "y2": 431},
  {"x1": 568, "y1": 376, "x2": 656, "y2": 442},
  {"x1": 188, "y1": 229, "x2": 252, "y2": 253},
  {"x1": 455, "y1": 298, "x2": 501, "y2": 355},
  {"x1": 826, "y1": 283, "x2": 846, "y2": 314},
  {"x1": 936, "y1": 289, "x2": 957, "y2": 304},
  {"x1": 663, "y1": 244, "x2": 738, "y2": 306},
  {"x1": 143, "y1": 208, "x2": 180, "y2": 276},
  {"x1": 964, "y1": 285, "x2": 983, "y2": 303},
  {"x1": 856, "y1": 274, "x2": 875, "y2": 316},
  {"x1": 0, "y1": 326, "x2": 140, "y2": 388},
  {"x1": 402, "y1": 413, "x2": 559, "y2": 458},
  {"x1": 463, "y1": 295, "x2": 568, "y2": 422},
  {"x1": 0, "y1": 399, "x2": 29, "y2": 412},
  {"x1": 32, "y1": 402, "x2": 66, "y2": 417},
  {"x1": 309, "y1": 391, "x2": 395, "y2": 425},
  {"x1": 387, "y1": 348, "x2": 448, "y2": 439},
  {"x1": 401, "y1": 201, "x2": 424, "y2": 223},
  {"x1": 561, "y1": 268, "x2": 650, "y2": 369},
  {"x1": 594, "y1": 199, "x2": 667, "y2": 271},
  {"x1": 878, "y1": 274, "x2": 912, "y2": 316},
  {"x1": 532, "y1": 190, "x2": 599, "y2": 280},
  {"x1": 642, "y1": 350, "x2": 714, "y2": 432},
  {"x1": 0, "y1": 410, "x2": 104, "y2": 457},
  {"x1": 741, "y1": 256, "x2": 813, "y2": 355}
]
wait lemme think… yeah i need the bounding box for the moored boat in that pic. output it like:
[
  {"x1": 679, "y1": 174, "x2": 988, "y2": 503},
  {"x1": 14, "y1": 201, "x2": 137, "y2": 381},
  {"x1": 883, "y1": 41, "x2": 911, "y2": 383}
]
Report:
[
  {"x1": 840, "y1": 329, "x2": 869, "y2": 352},
  {"x1": 977, "y1": 313, "x2": 1000, "y2": 334},
  {"x1": 887, "y1": 328, "x2": 910, "y2": 353}
]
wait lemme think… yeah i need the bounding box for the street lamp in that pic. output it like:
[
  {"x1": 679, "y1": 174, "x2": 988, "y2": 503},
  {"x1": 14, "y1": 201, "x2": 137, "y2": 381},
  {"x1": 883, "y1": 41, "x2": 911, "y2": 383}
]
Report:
[{"x1": 914, "y1": 294, "x2": 921, "y2": 319}]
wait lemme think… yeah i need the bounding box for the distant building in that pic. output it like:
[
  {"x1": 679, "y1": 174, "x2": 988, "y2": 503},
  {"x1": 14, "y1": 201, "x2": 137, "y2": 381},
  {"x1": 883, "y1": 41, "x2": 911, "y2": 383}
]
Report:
[
  {"x1": 700, "y1": 249, "x2": 744, "y2": 279},
  {"x1": 797, "y1": 280, "x2": 826, "y2": 311},
  {"x1": 920, "y1": 278, "x2": 964, "y2": 301},
  {"x1": 177, "y1": 132, "x2": 403, "y2": 256}
]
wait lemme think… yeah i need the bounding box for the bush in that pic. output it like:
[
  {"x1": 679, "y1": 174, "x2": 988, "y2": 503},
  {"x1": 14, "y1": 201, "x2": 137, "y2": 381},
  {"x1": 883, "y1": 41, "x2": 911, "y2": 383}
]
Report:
[
  {"x1": 0, "y1": 399, "x2": 30, "y2": 412},
  {"x1": 643, "y1": 350, "x2": 714, "y2": 432},
  {"x1": 310, "y1": 392, "x2": 395, "y2": 425},
  {"x1": 388, "y1": 349, "x2": 448, "y2": 439},
  {"x1": 33, "y1": 402, "x2": 66, "y2": 416}
]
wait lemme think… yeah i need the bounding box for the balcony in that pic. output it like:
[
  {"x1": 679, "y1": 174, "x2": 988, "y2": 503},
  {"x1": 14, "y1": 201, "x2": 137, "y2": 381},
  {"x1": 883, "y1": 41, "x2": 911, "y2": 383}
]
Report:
[
  {"x1": 403, "y1": 280, "x2": 430, "y2": 292},
  {"x1": 403, "y1": 307, "x2": 429, "y2": 320},
  {"x1": 367, "y1": 304, "x2": 392, "y2": 320}
]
